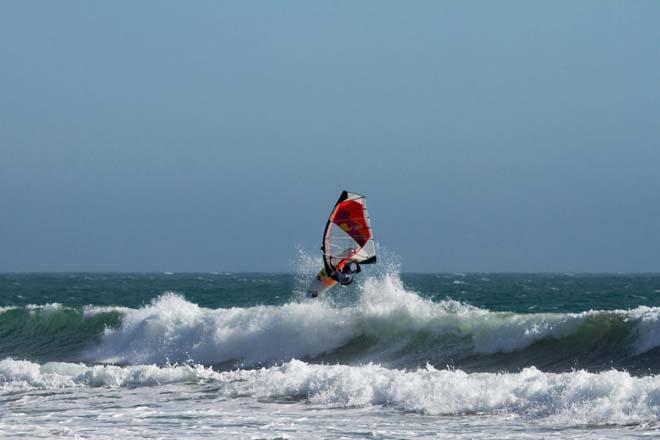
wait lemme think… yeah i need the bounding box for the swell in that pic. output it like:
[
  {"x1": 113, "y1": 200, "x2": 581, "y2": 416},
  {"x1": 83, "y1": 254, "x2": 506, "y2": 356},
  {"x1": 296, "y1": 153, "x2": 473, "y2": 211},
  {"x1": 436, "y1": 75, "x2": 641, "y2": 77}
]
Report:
[
  {"x1": 3, "y1": 275, "x2": 660, "y2": 373},
  {"x1": 0, "y1": 305, "x2": 123, "y2": 363}
]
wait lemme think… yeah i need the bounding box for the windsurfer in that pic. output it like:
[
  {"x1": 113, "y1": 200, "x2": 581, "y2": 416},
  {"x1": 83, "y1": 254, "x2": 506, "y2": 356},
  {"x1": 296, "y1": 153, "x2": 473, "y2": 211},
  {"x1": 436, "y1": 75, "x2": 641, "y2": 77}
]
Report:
[
  {"x1": 306, "y1": 191, "x2": 376, "y2": 298},
  {"x1": 334, "y1": 261, "x2": 361, "y2": 286}
]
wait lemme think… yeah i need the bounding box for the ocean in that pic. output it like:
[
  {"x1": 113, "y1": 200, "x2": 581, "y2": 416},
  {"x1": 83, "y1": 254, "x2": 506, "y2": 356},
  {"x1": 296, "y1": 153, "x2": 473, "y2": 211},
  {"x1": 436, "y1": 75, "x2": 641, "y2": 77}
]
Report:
[{"x1": 2, "y1": 267, "x2": 660, "y2": 439}]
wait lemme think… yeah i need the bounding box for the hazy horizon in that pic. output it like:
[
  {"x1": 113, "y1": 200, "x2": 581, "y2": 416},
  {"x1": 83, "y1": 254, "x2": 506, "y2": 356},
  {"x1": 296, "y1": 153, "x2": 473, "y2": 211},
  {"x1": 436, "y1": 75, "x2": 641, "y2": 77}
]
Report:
[{"x1": 2, "y1": 270, "x2": 660, "y2": 276}]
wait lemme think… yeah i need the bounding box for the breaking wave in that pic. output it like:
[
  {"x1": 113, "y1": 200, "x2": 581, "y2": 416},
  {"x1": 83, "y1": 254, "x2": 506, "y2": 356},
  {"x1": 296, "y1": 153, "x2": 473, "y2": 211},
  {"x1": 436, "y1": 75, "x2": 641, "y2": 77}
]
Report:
[
  {"x1": 2, "y1": 357, "x2": 660, "y2": 426},
  {"x1": 3, "y1": 274, "x2": 660, "y2": 372}
]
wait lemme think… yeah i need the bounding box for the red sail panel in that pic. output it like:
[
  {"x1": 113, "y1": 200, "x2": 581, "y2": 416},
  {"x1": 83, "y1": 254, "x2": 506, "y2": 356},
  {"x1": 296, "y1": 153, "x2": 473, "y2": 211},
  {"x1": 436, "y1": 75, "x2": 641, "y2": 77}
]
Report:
[{"x1": 330, "y1": 200, "x2": 372, "y2": 247}]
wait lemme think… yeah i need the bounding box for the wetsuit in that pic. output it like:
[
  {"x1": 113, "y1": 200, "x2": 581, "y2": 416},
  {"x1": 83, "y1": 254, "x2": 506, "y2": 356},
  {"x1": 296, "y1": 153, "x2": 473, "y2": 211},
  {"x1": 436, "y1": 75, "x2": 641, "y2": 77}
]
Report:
[{"x1": 335, "y1": 262, "x2": 361, "y2": 286}]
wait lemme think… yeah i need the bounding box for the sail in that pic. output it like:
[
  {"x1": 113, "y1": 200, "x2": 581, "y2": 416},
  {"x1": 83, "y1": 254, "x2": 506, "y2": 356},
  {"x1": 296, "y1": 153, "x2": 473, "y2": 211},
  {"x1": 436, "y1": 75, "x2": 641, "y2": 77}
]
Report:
[{"x1": 322, "y1": 191, "x2": 376, "y2": 272}]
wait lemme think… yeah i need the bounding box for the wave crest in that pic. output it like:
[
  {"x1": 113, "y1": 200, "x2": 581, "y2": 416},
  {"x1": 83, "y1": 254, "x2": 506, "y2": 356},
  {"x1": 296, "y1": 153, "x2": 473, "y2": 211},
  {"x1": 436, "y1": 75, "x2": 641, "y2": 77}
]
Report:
[{"x1": 5, "y1": 274, "x2": 660, "y2": 371}]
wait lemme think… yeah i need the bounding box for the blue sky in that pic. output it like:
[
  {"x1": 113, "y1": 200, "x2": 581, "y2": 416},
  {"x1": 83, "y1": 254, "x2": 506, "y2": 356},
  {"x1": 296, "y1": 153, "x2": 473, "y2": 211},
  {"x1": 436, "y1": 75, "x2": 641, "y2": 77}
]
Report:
[{"x1": 1, "y1": 1, "x2": 659, "y2": 272}]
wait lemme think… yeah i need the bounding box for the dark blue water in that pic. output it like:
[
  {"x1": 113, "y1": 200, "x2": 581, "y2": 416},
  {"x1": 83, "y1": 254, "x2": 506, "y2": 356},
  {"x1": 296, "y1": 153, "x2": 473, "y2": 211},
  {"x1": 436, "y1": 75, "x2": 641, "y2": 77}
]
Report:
[{"x1": 3, "y1": 272, "x2": 660, "y2": 310}]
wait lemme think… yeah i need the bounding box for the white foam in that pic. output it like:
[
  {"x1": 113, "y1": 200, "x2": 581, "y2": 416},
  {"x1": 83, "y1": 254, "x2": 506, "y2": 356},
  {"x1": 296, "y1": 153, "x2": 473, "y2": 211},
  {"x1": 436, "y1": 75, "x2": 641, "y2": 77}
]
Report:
[
  {"x1": 356, "y1": 274, "x2": 588, "y2": 354},
  {"x1": 26, "y1": 303, "x2": 63, "y2": 313},
  {"x1": 3, "y1": 357, "x2": 660, "y2": 426},
  {"x1": 82, "y1": 305, "x2": 133, "y2": 318},
  {"x1": 216, "y1": 360, "x2": 660, "y2": 425},
  {"x1": 81, "y1": 275, "x2": 639, "y2": 365},
  {"x1": 0, "y1": 357, "x2": 218, "y2": 391},
  {"x1": 87, "y1": 291, "x2": 358, "y2": 365}
]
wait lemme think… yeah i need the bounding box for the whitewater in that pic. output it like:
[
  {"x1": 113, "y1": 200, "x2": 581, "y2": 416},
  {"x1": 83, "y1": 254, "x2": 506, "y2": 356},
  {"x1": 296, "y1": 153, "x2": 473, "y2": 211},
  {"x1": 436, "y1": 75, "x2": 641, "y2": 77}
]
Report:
[{"x1": 2, "y1": 271, "x2": 660, "y2": 438}]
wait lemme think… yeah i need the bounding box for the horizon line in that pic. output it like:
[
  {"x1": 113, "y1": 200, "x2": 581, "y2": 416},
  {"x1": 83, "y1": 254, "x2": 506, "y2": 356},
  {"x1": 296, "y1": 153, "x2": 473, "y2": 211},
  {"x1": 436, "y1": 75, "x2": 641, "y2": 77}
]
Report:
[{"x1": 1, "y1": 271, "x2": 660, "y2": 276}]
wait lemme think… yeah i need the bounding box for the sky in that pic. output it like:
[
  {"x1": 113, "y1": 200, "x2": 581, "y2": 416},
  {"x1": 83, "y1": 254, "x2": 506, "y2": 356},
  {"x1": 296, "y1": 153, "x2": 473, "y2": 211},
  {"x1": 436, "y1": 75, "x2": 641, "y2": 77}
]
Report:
[{"x1": 1, "y1": 1, "x2": 659, "y2": 272}]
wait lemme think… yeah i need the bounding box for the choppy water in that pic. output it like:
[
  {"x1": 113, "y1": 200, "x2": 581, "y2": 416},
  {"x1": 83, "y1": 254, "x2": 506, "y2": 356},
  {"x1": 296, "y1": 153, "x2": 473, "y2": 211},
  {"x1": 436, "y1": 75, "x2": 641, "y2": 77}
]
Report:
[{"x1": 2, "y1": 268, "x2": 660, "y2": 439}]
